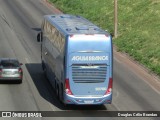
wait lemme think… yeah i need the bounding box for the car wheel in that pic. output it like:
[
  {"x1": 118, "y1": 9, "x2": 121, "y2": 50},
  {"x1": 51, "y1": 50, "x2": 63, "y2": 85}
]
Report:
[{"x1": 17, "y1": 79, "x2": 22, "y2": 84}]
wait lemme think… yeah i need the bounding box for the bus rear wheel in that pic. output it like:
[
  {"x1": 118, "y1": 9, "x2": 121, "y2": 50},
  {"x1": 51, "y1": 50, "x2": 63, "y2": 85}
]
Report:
[
  {"x1": 42, "y1": 61, "x2": 45, "y2": 71},
  {"x1": 56, "y1": 85, "x2": 60, "y2": 100}
]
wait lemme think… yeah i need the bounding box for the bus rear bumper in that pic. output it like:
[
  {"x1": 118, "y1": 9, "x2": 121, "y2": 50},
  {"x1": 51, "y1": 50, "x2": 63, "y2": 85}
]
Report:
[{"x1": 63, "y1": 94, "x2": 112, "y2": 105}]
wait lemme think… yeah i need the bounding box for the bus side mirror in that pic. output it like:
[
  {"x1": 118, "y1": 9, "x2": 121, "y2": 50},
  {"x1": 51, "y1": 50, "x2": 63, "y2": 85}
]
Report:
[
  {"x1": 37, "y1": 32, "x2": 42, "y2": 42},
  {"x1": 111, "y1": 33, "x2": 114, "y2": 38}
]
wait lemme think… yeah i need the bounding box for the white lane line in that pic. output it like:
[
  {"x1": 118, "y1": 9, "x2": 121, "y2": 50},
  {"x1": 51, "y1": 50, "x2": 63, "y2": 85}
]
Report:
[
  {"x1": 25, "y1": 57, "x2": 57, "y2": 111},
  {"x1": 25, "y1": 58, "x2": 30, "y2": 63},
  {"x1": 48, "y1": 102, "x2": 56, "y2": 111},
  {"x1": 113, "y1": 89, "x2": 121, "y2": 111},
  {"x1": 114, "y1": 56, "x2": 122, "y2": 63},
  {"x1": 113, "y1": 102, "x2": 121, "y2": 111}
]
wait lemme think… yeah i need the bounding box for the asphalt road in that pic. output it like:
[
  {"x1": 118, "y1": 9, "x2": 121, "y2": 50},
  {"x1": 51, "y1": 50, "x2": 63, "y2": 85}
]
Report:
[{"x1": 0, "y1": 0, "x2": 159, "y2": 120}]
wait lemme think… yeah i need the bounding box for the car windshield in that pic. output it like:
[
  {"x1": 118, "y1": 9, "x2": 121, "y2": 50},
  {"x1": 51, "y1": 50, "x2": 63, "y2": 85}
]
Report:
[{"x1": 0, "y1": 60, "x2": 19, "y2": 68}]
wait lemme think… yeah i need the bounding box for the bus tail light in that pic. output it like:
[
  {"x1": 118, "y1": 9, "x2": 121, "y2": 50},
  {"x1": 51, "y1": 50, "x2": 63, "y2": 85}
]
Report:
[
  {"x1": 105, "y1": 34, "x2": 109, "y2": 37},
  {"x1": 69, "y1": 35, "x2": 74, "y2": 38},
  {"x1": 65, "y1": 79, "x2": 73, "y2": 95},
  {"x1": 105, "y1": 78, "x2": 113, "y2": 95}
]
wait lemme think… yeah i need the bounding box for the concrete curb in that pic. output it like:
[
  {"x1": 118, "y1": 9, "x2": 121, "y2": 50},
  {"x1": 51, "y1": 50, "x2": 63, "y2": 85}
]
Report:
[{"x1": 42, "y1": 0, "x2": 63, "y2": 14}]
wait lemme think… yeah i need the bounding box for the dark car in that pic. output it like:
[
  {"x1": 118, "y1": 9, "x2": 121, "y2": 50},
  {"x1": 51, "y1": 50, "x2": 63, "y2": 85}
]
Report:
[{"x1": 0, "y1": 58, "x2": 23, "y2": 83}]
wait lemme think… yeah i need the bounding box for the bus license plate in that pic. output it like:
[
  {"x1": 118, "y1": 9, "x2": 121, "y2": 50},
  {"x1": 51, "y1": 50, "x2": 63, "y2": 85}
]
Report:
[{"x1": 84, "y1": 100, "x2": 94, "y2": 104}]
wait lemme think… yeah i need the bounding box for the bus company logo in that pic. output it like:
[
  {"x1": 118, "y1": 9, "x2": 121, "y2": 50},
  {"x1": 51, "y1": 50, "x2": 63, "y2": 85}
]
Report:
[
  {"x1": 72, "y1": 56, "x2": 108, "y2": 61},
  {"x1": 2, "y1": 112, "x2": 11, "y2": 117}
]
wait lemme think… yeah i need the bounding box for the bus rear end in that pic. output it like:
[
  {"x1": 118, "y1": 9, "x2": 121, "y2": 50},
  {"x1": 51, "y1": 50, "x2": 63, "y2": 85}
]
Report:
[{"x1": 64, "y1": 34, "x2": 113, "y2": 105}]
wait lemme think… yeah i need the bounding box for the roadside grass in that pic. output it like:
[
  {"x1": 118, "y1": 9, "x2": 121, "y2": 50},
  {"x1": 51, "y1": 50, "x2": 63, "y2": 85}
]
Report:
[{"x1": 49, "y1": 0, "x2": 160, "y2": 76}]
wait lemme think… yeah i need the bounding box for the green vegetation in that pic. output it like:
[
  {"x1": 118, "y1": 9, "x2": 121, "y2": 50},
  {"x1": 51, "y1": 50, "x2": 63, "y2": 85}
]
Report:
[{"x1": 49, "y1": 0, "x2": 160, "y2": 76}]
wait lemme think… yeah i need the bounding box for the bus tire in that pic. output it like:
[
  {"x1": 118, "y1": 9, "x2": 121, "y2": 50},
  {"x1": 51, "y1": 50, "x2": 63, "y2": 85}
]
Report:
[
  {"x1": 56, "y1": 85, "x2": 59, "y2": 100},
  {"x1": 54, "y1": 81, "x2": 56, "y2": 90},
  {"x1": 60, "y1": 84, "x2": 64, "y2": 102},
  {"x1": 42, "y1": 61, "x2": 45, "y2": 71}
]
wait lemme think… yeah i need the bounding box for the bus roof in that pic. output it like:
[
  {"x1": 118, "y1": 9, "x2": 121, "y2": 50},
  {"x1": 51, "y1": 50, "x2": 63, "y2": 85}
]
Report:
[{"x1": 44, "y1": 14, "x2": 109, "y2": 36}]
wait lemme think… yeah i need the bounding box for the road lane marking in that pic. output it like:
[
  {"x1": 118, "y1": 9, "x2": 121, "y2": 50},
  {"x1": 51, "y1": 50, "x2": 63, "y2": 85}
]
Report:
[
  {"x1": 114, "y1": 56, "x2": 122, "y2": 63},
  {"x1": 48, "y1": 102, "x2": 56, "y2": 111},
  {"x1": 25, "y1": 58, "x2": 30, "y2": 63},
  {"x1": 113, "y1": 102, "x2": 121, "y2": 111},
  {"x1": 112, "y1": 89, "x2": 121, "y2": 111}
]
